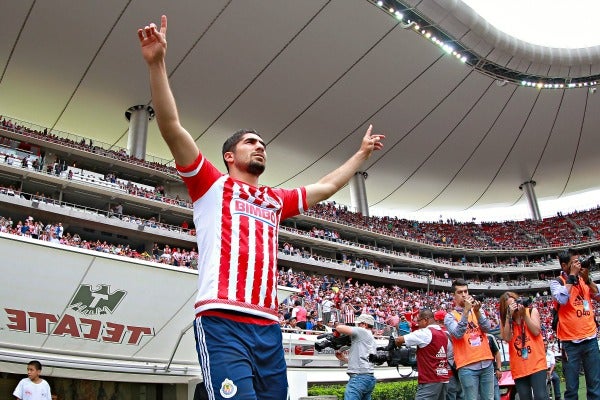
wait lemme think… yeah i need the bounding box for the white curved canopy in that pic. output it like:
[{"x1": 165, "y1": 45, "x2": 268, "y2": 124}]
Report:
[{"x1": 2, "y1": 1, "x2": 600, "y2": 219}]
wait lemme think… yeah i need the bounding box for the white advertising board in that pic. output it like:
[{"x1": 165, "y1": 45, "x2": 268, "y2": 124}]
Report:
[{"x1": 0, "y1": 234, "x2": 199, "y2": 377}]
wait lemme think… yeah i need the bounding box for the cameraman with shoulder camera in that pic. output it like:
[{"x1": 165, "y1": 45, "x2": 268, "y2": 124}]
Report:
[
  {"x1": 550, "y1": 249, "x2": 600, "y2": 400},
  {"x1": 499, "y1": 292, "x2": 548, "y2": 400},
  {"x1": 334, "y1": 314, "x2": 377, "y2": 400},
  {"x1": 395, "y1": 309, "x2": 450, "y2": 400}
]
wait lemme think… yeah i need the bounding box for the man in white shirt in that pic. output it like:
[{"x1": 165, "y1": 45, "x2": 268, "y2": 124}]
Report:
[
  {"x1": 396, "y1": 309, "x2": 450, "y2": 399},
  {"x1": 321, "y1": 296, "x2": 335, "y2": 324}
]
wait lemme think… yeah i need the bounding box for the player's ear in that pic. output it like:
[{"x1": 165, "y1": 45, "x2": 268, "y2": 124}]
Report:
[{"x1": 223, "y1": 151, "x2": 234, "y2": 164}]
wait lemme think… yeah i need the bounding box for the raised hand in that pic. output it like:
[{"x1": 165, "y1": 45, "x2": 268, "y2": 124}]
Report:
[
  {"x1": 463, "y1": 296, "x2": 473, "y2": 312},
  {"x1": 137, "y1": 15, "x2": 168, "y2": 65},
  {"x1": 359, "y1": 124, "x2": 385, "y2": 157},
  {"x1": 568, "y1": 258, "x2": 581, "y2": 277}
]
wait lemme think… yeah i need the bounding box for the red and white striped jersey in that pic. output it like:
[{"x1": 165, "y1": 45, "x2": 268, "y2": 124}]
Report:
[{"x1": 178, "y1": 153, "x2": 307, "y2": 322}]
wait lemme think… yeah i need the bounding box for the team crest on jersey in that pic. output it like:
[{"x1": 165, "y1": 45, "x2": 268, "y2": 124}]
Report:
[{"x1": 220, "y1": 378, "x2": 237, "y2": 398}]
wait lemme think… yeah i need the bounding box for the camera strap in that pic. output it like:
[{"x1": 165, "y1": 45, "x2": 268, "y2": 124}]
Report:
[{"x1": 394, "y1": 364, "x2": 415, "y2": 378}]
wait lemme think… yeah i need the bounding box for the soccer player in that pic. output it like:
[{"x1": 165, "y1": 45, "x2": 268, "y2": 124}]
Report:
[{"x1": 138, "y1": 15, "x2": 385, "y2": 400}]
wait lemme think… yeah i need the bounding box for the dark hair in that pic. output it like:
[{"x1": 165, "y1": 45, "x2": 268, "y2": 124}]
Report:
[
  {"x1": 558, "y1": 249, "x2": 578, "y2": 266},
  {"x1": 418, "y1": 308, "x2": 434, "y2": 321},
  {"x1": 498, "y1": 291, "x2": 518, "y2": 326},
  {"x1": 221, "y1": 129, "x2": 262, "y2": 171},
  {"x1": 451, "y1": 279, "x2": 468, "y2": 292},
  {"x1": 28, "y1": 360, "x2": 42, "y2": 371}
]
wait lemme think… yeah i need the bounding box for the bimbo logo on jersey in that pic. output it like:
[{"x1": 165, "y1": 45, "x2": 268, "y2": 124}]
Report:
[{"x1": 233, "y1": 199, "x2": 277, "y2": 226}]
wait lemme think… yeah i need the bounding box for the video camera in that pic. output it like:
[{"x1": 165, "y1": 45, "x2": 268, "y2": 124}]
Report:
[
  {"x1": 579, "y1": 255, "x2": 598, "y2": 271},
  {"x1": 368, "y1": 336, "x2": 417, "y2": 368},
  {"x1": 314, "y1": 332, "x2": 352, "y2": 352}
]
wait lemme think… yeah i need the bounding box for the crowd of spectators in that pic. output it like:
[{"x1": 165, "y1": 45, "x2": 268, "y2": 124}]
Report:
[
  {"x1": 277, "y1": 268, "x2": 600, "y2": 345},
  {"x1": 0, "y1": 185, "x2": 194, "y2": 235},
  {"x1": 0, "y1": 142, "x2": 194, "y2": 209},
  {"x1": 306, "y1": 201, "x2": 600, "y2": 250},
  {"x1": 3, "y1": 115, "x2": 600, "y2": 365},
  {"x1": 0, "y1": 181, "x2": 561, "y2": 281},
  {"x1": 4, "y1": 115, "x2": 600, "y2": 252},
  {"x1": 0, "y1": 205, "x2": 596, "y2": 345},
  {"x1": 281, "y1": 223, "x2": 556, "y2": 273},
  {"x1": 0, "y1": 116, "x2": 178, "y2": 174},
  {"x1": 0, "y1": 214, "x2": 198, "y2": 268},
  {"x1": 0, "y1": 196, "x2": 553, "y2": 291}
]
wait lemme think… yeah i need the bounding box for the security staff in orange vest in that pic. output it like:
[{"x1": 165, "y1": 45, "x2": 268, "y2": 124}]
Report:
[
  {"x1": 499, "y1": 292, "x2": 548, "y2": 400},
  {"x1": 444, "y1": 279, "x2": 494, "y2": 400},
  {"x1": 550, "y1": 249, "x2": 600, "y2": 400}
]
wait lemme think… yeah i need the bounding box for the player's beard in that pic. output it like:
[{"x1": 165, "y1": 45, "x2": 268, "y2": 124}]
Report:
[{"x1": 248, "y1": 160, "x2": 265, "y2": 176}]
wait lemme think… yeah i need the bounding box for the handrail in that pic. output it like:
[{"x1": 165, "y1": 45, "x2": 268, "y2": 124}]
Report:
[
  {"x1": 164, "y1": 321, "x2": 193, "y2": 372},
  {"x1": 0, "y1": 115, "x2": 176, "y2": 170},
  {"x1": 0, "y1": 188, "x2": 193, "y2": 235},
  {"x1": 0, "y1": 154, "x2": 192, "y2": 209}
]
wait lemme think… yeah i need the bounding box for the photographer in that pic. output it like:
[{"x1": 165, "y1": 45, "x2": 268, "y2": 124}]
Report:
[
  {"x1": 396, "y1": 309, "x2": 449, "y2": 400},
  {"x1": 550, "y1": 249, "x2": 600, "y2": 400},
  {"x1": 499, "y1": 292, "x2": 547, "y2": 400},
  {"x1": 334, "y1": 314, "x2": 377, "y2": 400},
  {"x1": 444, "y1": 279, "x2": 494, "y2": 400}
]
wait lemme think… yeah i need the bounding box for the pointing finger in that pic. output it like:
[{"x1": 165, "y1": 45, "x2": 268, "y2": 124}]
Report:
[
  {"x1": 364, "y1": 124, "x2": 373, "y2": 139},
  {"x1": 161, "y1": 15, "x2": 168, "y2": 34}
]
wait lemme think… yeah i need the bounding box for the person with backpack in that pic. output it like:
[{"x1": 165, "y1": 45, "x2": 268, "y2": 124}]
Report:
[
  {"x1": 499, "y1": 292, "x2": 548, "y2": 400},
  {"x1": 549, "y1": 249, "x2": 600, "y2": 400}
]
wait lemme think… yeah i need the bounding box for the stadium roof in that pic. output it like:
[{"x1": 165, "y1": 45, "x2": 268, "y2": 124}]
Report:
[{"x1": 2, "y1": 1, "x2": 600, "y2": 220}]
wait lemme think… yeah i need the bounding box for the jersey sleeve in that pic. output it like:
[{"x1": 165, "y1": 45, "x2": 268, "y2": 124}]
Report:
[
  {"x1": 273, "y1": 187, "x2": 307, "y2": 221},
  {"x1": 176, "y1": 152, "x2": 223, "y2": 202}
]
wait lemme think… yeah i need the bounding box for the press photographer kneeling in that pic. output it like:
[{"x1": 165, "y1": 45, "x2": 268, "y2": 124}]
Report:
[{"x1": 327, "y1": 314, "x2": 377, "y2": 400}]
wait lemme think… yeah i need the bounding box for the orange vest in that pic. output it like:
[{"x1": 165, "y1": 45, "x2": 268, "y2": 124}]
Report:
[
  {"x1": 507, "y1": 309, "x2": 546, "y2": 379},
  {"x1": 556, "y1": 276, "x2": 597, "y2": 341},
  {"x1": 451, "y1": 310, "x2": 493, "y2": 369}
]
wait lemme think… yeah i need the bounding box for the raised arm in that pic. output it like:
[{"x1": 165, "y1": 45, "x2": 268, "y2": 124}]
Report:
[
  {"x1": 523, "y1": 307, "x2": 541, "y2": 337},
  {"x1": 138, "y1": 15, "x2": 199, "y2": 167},
  {"x1": 304, "y1": 125, "x2": 384, "y2": 207}
]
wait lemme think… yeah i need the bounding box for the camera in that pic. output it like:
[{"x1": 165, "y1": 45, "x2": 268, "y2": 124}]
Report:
[
  {"x1": 368, "y1": 336, "x2": 417, "y2": 367},
  {"x1": 579, "y1": 255, "x2": 597, "y2": 271},
  {"x1": 314, "y1": 332, "x2": 352, "y2": 352},
  {"x1": 368, "y1": 350, "x2": 391, "y2": 366},
  {"x1": 515, "y1": 296, "x2": 533, "y2": 307},
  {"x1": 472, "y1": 294, "x2": 486, "y2": 302}
]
